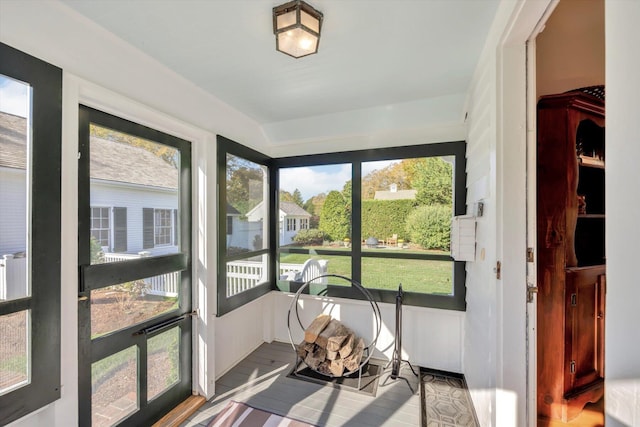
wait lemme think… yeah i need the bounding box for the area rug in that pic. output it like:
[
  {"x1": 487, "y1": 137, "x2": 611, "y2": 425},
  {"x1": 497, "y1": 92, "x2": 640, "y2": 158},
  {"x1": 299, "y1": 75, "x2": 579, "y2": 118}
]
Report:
[
  {"x1": 420, "y1": 368, "x2": 479, "y2": 427},
  {"x1": 206, "y1": 401, "x2": 316, "y2": 427}
]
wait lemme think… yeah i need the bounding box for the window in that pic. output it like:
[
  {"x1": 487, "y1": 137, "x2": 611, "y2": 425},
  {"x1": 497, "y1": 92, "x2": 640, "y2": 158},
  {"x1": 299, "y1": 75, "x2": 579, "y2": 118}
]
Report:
[
  {"x1": 154, "y1": 208, "x2": 173, "y2": 246},
  {"x1": 300, "y1": 218, "x2": 309, "y2": 229},
  {"x1": 90, "y1": 207, "x2": 110, "y2": 247},
  {"x1": 0, "y1": 42, "x2": 62, "y2": 424},
  {"x1": 276, "y1": 142, "x2": 467, "y2": 310},
  {"x1": 287, "y1": 218, "x2": 296, "y2": 231},
  {"x1": 217, "y1": 136, "x2": 272, "y2": 315}
]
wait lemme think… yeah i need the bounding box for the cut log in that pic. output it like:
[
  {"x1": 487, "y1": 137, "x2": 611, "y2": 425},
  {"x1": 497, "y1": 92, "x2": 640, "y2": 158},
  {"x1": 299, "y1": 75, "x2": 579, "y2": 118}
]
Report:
[
  {"x1": 304, "y1": 345, "x2": 326, "y2": 370},
  {"x1": 326, "y1": 349, "x2": 339, "y2": 360},
  {"x1": 296, "y1": 340, "x2": 315, "y2": 359},
  {"x1": 327, "y1": 358, "x2": 344, "y2": 377},
  {"x1": 304, "y1": 314, "x2": 331, "y2": 343},
  {"x1": 338, "y1": 333, "x2": 355, "y2": 359},
  {"x1": 326, "y1": 324, "x2": 350, "y2": 352},
  {"x1": 343, "y1": 337, "x2": 365, "y2": 372},
  {"x1": 315, "y1": 319, "x2": 342, "y2": 349}
]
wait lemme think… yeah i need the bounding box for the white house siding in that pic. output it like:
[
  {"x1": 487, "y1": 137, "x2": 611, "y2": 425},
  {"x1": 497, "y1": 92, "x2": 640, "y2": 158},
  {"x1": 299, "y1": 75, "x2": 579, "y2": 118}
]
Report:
[
  {"x1": 605, "y1": 2, "x2": 640, "y2": 425},
  {"x1": 463, "y1": 39, "x2": 498, "y2": 427},
  {"x1": 91, "y1": 181, "x2": 178, "y2": 256},
  {"x1": 0, "y1": 168, "x2": 26, "y2": 255}
]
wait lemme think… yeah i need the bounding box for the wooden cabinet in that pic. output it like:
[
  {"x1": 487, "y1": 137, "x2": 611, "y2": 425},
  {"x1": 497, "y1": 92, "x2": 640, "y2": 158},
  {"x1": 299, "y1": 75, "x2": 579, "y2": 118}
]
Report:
[{"x1": 536, "y1": 90, "x2": 605, "y2": 422}]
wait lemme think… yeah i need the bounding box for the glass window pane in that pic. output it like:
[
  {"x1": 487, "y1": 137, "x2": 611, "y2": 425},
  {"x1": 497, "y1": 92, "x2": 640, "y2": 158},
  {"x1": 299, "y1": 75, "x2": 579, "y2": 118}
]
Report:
[
  {"x1": 279, "y1": 164, "x2": 352, "y2": 249},
  {"x1": 0, "y1": 310, "x2": 30, "y2": 395},
  {"x1": 0, "y1": 75, "x2": 31, "y2": 301},
  {"x1": 226, "y1": 254, "x2": 269, "y2": 297},
  {"x1": 225, "y1": 153, "x2": 268, "y2": 253},
  {"x1": 92, "y1": 346, "x2": 138, "y2": 427},
  {"x1": 89, "y1": 124, "x2": 180, "y2": 264},
  {"x1": 361, "y1": 157, "x2": 453, "y2": 256},
  {"x1": 91, "y1": 275, "x2": 179, "y2": 338},
  {"x1": 361, "y1": 258, "x2": 453, "y2": 295},
  {"x1": 147, "y1": 327, "x2": 180, "y2": 401}
]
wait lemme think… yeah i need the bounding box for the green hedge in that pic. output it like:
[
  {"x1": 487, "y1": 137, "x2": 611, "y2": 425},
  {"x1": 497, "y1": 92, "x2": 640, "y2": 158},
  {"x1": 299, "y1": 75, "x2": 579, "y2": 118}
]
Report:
[
  {"x1": 361, "y1": 199, "x2": 415, "y2": 241},
  {"x1": 319, "y1": 190, "x2": 351, "y2": 241},
  {"x1": 293, "y1": 229, "x2": 325, "y2": 245},
  {"x1": 405, "y1": 204, "x2": 452, "y2": 250}
]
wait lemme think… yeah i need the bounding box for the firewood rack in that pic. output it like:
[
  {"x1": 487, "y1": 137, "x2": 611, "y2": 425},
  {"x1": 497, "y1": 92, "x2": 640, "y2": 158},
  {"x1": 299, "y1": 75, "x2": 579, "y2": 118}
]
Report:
[
  {"x1": 381, "y1": 284, "x2": 419, "y2": 393},
  {"x1": 287, "y1": 274, "x2": 382, "y2": 391}
]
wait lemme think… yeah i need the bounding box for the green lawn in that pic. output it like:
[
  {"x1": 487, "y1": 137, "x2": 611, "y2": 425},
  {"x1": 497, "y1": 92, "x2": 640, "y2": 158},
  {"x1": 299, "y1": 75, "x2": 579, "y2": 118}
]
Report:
[{"x1": 279, "y1": 249, "x2": 453, "y2": 295}]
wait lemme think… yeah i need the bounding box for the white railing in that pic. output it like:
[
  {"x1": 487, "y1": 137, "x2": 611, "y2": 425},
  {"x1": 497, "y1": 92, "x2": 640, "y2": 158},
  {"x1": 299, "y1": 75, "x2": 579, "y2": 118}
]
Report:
[
  {"x1": 226, "y1": 259, "x2": 328, "y2": 298},
  {"x1": 102, "y1": 252, "x2": 178, "y2": 297},
  {"x1": 0, "y1": 254, "x2": 27, "y2": 301}
]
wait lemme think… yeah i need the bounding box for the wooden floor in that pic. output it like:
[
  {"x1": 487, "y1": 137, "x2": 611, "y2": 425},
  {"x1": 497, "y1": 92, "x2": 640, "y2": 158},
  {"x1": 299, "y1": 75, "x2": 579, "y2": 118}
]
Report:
[
  {"x1": 180, "y1": 341, "x2": 421, "y2": 427},
  {"x1": 538, "y1": 399, "x2": 604, "y2": 427}
]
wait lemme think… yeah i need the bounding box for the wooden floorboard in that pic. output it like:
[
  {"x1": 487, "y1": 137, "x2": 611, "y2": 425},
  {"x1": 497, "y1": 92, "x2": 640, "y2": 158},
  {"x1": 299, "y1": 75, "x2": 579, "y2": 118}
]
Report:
[{"x1": 181, "y1": 341, "x2": 421, "y2": 427}]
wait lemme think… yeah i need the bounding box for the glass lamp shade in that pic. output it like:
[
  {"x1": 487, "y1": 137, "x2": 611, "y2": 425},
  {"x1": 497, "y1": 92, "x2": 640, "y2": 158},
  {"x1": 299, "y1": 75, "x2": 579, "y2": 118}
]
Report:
[{"x1": 273, "y1": 1, "x2": 323, "y2": 58}]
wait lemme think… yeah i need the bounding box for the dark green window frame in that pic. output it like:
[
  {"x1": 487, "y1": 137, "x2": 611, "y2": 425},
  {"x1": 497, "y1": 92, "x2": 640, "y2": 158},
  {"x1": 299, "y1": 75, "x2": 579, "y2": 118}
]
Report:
[
  {"x1": 217, "y1": 138, "x2": 467, "y2": 313},
  {"x1": 275, "y1": 142, "x2": 467, "y2": 310},
  {"x1": 216, "y1": 136, "x2": 275, "y2": 316},
  {"x1": 0, "y1": 42, "x2": 62, "y2": 424}
]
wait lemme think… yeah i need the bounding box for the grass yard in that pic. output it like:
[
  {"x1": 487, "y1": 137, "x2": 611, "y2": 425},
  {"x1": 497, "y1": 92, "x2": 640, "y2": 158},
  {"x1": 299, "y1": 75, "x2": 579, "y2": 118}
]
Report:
[{"x1": 279, "y1": 249, "x2": 453, "y2": 295}]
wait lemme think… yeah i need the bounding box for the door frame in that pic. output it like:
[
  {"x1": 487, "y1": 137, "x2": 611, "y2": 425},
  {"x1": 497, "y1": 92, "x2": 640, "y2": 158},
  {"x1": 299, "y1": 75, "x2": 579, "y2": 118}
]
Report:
[{"x1": 77, "y1": 105, "x2": 193, "y2": 426}]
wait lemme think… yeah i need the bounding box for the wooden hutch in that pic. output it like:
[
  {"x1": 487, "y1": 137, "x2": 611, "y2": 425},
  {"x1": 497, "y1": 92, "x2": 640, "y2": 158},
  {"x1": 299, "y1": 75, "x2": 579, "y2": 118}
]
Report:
[{"x1": 536, "y1": 89, "x2": 605, "y2": 422}]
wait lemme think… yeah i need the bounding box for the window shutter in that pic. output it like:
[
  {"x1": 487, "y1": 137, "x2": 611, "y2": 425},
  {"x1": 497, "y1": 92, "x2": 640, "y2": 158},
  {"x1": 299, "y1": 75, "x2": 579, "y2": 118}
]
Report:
[
  {"x1": 226, "y1": 216, "x2": 233, "y2": 235},
  {"x1": 173, "y1": 209, "x2": 178, "y2": 245},
  {"x1": 143, "y1": 208, "x2": 155, "y2": 249},
  {"x1": 113, "y1": 207, "x2": 127, "y2": 252}
]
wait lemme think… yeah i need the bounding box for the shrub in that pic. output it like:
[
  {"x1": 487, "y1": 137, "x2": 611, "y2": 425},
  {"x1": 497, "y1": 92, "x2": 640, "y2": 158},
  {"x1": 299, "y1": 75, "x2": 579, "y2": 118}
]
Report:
[
  {"x1": 361, "y1": 199, "x2": 415, "y2": 241},
  {"x1": 405, "y1": 204, "x2": 452, "y2": 250},
  {"x1": 293, "y1": 229, "x2": 325, "y2": 246}
]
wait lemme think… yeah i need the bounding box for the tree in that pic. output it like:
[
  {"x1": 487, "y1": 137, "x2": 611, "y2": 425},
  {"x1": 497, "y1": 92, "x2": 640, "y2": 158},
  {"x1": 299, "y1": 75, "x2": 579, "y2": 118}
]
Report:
[
  {"x1": 361, "y1": 161, "x2": 412, "y2": 199},
  {"x1": 412, "y1": 157, "x2": 453, "y2": 206},
  {"x1": 279, "y1": 190, "x2": 294, "y2": 203},
  {"x1": 226, "y1": 161, "x2": 264, "y2": 215},
  {"x1": 292, "y1": 188, "x2": 304, "y2": 207},
  {"x1": 319, "y1": 190, "x2": 350, "y2": 241}
]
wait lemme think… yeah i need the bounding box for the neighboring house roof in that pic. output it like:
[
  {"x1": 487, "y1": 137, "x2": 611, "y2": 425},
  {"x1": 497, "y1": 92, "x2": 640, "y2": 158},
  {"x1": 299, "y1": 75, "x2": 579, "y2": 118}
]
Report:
[
  {"x1": 227, "y1": 203, "x2": 240, "y2": 215},
  {"x1": 0, "y1": 111, "x2": 177, "y2": 189},
  {"x1": 374, "y1": 189, "x2": 417, "y2": 200},
  {"x1": 279, "y1": 201, "x2": 311, "y2": 217},
  {"x1": 246, "y1": 200, "x2": 311, "y2": 221}
]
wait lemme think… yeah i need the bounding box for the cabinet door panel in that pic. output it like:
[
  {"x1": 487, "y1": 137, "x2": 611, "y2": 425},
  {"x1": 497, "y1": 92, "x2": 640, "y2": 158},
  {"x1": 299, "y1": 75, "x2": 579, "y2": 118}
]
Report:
[{"x1": 566, "y1": 268, "x2": 605, "y2": 391}]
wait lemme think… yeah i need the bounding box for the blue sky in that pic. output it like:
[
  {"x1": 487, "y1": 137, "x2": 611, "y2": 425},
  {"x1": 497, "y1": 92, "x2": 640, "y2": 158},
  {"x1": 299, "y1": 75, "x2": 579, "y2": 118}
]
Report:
[
  {"x1": 0, "y1": 75, "x2": 29, "y2": 118},
  {"x1": 279, "y1": 159, "x2": 398, "y2": 201}
]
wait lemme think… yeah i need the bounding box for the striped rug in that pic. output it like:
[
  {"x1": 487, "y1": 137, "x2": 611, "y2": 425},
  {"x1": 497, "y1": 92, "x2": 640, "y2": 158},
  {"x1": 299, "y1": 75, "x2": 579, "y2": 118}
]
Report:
[{"x1": 207, "y1": 401, "x2": 316, "y2": 427}]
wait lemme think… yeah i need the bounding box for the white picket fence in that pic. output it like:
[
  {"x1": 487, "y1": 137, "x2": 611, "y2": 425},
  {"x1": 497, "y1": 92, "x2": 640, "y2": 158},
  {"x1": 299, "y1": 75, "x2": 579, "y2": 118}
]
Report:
[
  {"x1": 0, "y1": 254, "x2": 27, "y2": 301},
  {"x1": 226, "y1": 258, "x2": 328, "y2": 298},
  {"x1": 103, "y1": 252, "x2": 179, "y2": 297}
]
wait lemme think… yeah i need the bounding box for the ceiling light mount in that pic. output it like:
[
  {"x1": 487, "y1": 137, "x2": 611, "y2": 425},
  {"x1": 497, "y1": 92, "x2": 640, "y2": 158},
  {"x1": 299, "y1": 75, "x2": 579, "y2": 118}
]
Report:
[{"x1": 273, "y1": 0, "x2": 323, "y2": 59}]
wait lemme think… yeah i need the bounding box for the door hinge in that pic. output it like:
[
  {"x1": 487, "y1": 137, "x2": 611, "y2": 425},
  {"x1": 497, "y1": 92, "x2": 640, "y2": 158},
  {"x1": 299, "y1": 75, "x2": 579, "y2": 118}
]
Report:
[
  {"x1": 570, "y1": 360, "x2": 576, "y2": 374},
  {"x1": 494, "y1": 261, "x2": 501, "y2": 279},
  {"x1": 527, "y1": 285, "x2": 539, "y2": 303},
  {"x1": 570, "y1": 293, "x2": 577, "y2": 306},
  {"x1": 527, "y1": 247, "x2": 534, "y2": 263}
]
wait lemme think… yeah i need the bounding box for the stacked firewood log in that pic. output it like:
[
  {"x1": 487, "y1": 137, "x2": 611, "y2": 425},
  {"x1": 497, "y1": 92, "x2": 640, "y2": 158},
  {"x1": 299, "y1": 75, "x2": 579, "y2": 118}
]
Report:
[{"x1": 296, "y1": 314, "x2": 365, "y2": 377}]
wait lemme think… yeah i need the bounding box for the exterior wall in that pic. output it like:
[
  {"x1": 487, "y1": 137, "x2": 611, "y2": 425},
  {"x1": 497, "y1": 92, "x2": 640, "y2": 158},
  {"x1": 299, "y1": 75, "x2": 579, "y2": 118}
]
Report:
[
  {"x1": 605, "y1": 1, "x2": 640, "y2": 425},
  {"x1": 272, "y1": 292, "x2": 465, "y2": 373},
  {"x1": 280, "y1": 215, "x2": 308, "y2": 246},
  {"x1": 91, "y1": 181, "x2": 178, "y2": 255},
  {"x1": 0, "y1": 168, "x2": 26, "y2": 255}
]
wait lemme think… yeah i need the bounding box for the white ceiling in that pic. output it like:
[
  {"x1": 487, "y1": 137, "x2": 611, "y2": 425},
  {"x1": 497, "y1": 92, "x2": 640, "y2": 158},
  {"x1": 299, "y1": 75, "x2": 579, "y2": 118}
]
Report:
[{"x1": 61, "y1": 0, "x2": 499, "y2": 127}]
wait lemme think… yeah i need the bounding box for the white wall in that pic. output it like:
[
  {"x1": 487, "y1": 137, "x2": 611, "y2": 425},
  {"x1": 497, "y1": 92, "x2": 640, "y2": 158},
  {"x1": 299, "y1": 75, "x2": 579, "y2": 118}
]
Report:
[
  {"x1": 272, "y1": 292, "x2": 465, "y2": 373},
  {"x1": 536, "y1": 0, "x2": 604, "y2": 98},
  {"x1": 1, "y1": 1, "x2": 267, "y2": 425},
  {"x1": 605, "y1": 1, "x2": 640, "y2": 425}
]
